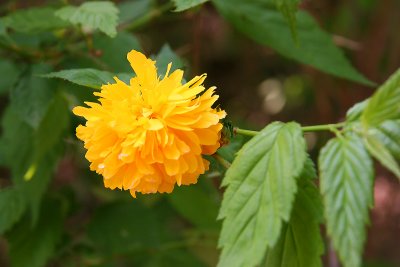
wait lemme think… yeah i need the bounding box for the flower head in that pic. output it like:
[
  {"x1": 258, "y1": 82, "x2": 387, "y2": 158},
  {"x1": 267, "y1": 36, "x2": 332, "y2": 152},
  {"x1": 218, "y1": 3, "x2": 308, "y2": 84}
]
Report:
[{"x1": 73, "y1": 50, "x2": 226, "y2": 197}]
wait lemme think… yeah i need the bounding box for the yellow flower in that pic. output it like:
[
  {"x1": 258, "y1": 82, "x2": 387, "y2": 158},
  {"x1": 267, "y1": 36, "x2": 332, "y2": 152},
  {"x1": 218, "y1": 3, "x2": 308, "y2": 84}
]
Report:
[{"x1": 73, "y1": 50, "x2": 226, "y2": 197}]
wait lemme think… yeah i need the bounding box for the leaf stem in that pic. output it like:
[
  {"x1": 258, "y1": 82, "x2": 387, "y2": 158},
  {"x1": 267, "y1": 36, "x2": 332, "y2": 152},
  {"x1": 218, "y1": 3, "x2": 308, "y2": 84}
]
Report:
[
  {"x1": 122, "y1": 2, "x2": 174, "y2": 31},
  {"x1": 234, "y1": 122, "x2": 345, "y2": 137},
  {"x1": 213, "y1": 154, "x2": 231, "y2": 169},
  {"x1": 301, "y1": 122, "x2": 346, "y2": 132},
  {"x1": 234, "y1": 128, "x2": 259, "y2": 136}
]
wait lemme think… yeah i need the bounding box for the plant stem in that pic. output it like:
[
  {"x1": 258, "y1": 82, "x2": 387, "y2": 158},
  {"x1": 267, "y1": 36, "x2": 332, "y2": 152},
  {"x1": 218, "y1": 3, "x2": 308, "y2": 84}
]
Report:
[
  {"x1": 301, "y1": 122, "x2": 345, "y2": 132},
  {"x1": 234, "y1": 128, "x2": 259, "y2": 137},
  {"x1": 122, "y1": 2, "x2": 174, "y2": 31},
  {"x1": 213, "y1": 154, "x2": 231, "y2": 169},
  {"x1": 234, "y1": 122, "x2": 345, "y2": 137}
]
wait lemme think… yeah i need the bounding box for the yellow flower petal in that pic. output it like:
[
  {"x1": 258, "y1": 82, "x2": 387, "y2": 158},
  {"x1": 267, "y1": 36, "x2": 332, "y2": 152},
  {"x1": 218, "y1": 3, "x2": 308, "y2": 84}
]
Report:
[
  {"x1": 147, "y1": 118, "x2": 164, "y2": 131},
  {"x1": 127, "y1": 50, "x2": 157, "y2": 89}
]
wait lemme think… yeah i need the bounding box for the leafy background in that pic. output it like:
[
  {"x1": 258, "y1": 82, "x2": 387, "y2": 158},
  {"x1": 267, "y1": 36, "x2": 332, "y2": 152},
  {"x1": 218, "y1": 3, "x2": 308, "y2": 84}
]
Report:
[{"x1": 0, "y1": 0, "x2": 399, "y2": 267}]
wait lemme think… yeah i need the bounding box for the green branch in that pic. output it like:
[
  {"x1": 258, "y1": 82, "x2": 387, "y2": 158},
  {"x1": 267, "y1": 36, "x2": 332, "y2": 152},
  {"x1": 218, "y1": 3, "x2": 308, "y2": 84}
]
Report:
[
  {"x1": 235, "y1": 122, "x2": 345, "y2": 137},
  {"x1": 234, "y1": 128, "x2": 259, "y2": 137},
  {"x1": 301, "y1": 122, "x2": 346, "y2": 132},
  {"x1": 121, "y1": 2, "x2": 174, "y2": 31},
  {"x1": 213, "y1": 154, "x2": 232, "y2": 169}
]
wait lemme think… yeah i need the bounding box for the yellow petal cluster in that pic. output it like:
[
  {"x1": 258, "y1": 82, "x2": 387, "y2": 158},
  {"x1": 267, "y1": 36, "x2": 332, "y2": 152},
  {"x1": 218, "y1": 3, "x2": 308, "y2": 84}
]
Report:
[{"x1": 73, "y1": 50, "x2": 226, "y2": 197}]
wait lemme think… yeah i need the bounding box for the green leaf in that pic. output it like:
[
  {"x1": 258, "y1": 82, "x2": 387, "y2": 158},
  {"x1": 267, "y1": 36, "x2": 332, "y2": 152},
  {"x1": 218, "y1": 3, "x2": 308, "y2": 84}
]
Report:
[
  {"x1": 42, "y1": 68, "x2": 129, "y2": 89},
  {"x1": 319, "y1": 134, "x2": 374, "y2": 267},
  {"x1": 155, "y1": 44, "x2": 185, "y2": 77},
  {"x1": 346, "y1": 99, "x2": 369, "y2": 123},
  {"x1": 56, "y1": 1, "x2": 119, "y2": 37},
  {"x1": 218, "y1": 122, "x2": 307, "y2": 267},
  {"x1": 118, "y1": 0, "x2": 151, "y2": 24},
  {"x1": 273, "y1": 0, "x2": 300, "y2": 39},
  {"x1": 0, "y1": 19, "x2": 6, "y2": 36},
  {"x1": 88, "y1": 201, "x2": 161, "y2": 254},
  {"x1": 17, "y1": 147, "x2": 61, "y2": 225},
  {"x1": 0, "y1": 105, "x2": 33, "y2": 170},
  {"x1": 362, "y1": 68, "x2": 400, "y2": 126},
  {"x1": 7, "y1": 32, "x2": 41, "y2": 50},
  {"x1": 33, "y1": 93, "x2": 70, "y2": 163},
  {"x1": 93, "y1": 31, "x2": 141, "y2": 72},
  {"x1": 168, "y1": 183, "x2": 220, "y2": 230},
  {"x1": 213, "y1": 0, "x2": 372, "y2": 85},
  {"x1": 0, "y1": 60, "x2": 19, "y2": 94},
  {"x1": 173, "y1": 0, "x2": 209, "y2": 11},
  {"x1": 0, "y1": 188, "x2": 25, "y2": 234},
  {"x1": 2, "y1": 7, "x2": 69, "y2": 33},
  {"x1": 299, "y1": 156, "x2": 317, "y2": 180},
  {"x1": 10, "y1": 64, "x2": 55, "y2": 129},
  {"x1": 0, "y1": 102, "x2": 63, "y2": 224},
  {"x1": 374, "y1": 120, "x2": 400, "y2": 160},
  {"x1": 263, "y1": 179, "x2": 323, "y2": 267},
  {"x1": 12, "y1": 96, "x2": 68, "y2": 223},
  {"x1": 363, "y1": 132, "x2": 400, "y2": 179},
  {"x1": 7, "y1": 198, "x2": 64, "y2": 267}
]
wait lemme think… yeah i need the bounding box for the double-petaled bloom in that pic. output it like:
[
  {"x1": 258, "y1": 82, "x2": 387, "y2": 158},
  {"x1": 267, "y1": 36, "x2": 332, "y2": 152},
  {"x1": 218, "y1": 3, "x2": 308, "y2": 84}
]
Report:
[{"x1": 73, "y1": 50, "x2": 226, "y2": 197}]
